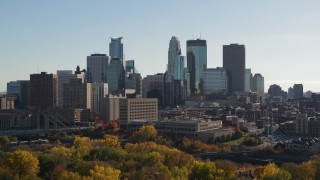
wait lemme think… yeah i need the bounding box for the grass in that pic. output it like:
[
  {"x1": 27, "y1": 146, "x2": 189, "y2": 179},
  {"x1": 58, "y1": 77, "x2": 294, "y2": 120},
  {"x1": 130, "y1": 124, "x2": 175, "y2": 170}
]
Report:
[{"x1": 223, "y1": 137, "x2": 245, "y2": 145}]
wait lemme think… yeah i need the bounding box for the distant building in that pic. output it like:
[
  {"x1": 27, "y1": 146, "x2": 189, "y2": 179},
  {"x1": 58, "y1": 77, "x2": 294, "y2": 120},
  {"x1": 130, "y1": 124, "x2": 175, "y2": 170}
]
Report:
[
  {"x1": 30, "y1": 72, "x2": 57, "y2": 109},
  {"x1": 200, "y1": 68, "x2": 228, "y2": 95},
  {"x1": 1, "y1": 96, "x2": 14, "y2": 110},
  {"x1": 87, "y1": 83, "x2": 108, "y2": 113},
  {"x1": 187, "y1": 39, "x2": 207, "y2": 94},
  {"x1": 293, "y1": 84, "x2": 303, "y2": 99},
  {"x1": 63, "y1": 79, "x2": 88, "y2": 109},
  {"x1": 268, "y1": 84, "x2": 287, "y2": 99},
  {"x1": 167, "y1": 36, "x2": 181, "y2": 75},
  {"x1": 106, "y1": 58, "x2": 125, "y2": 93},
  {"x1": 223, "y1": 44, "x2": 245, "y2": 93},
  {"x1": 143, "y1": 73, "x2": 165, "y2": 107},
  {"x1": 251, "y1": 73, "x2": 264, "y2": 93},
  {"x1": 173, "y1": 55, "x2": 190, "y2": 105},
  {"x1": 109, "y1": 37, "x2": 124, "y2": 64},
  {"x1": 288, "y1": 87, "x2": 293, "y2": 99},
  {"x1": 6, "y1": 80, "x2": 30, "y2": 108},
  {"x1": 99, "y1": 94, "x2": 125, "y2": 122},
  {"x1": 244, "y1": 69, "x2": 252, "y2": 92},
  {"x1": 86, "y1": 54, "x2": 109, "y2": 83},
  {"x1": 119, "y1": 98, "x2": 158, "y2": 129}
]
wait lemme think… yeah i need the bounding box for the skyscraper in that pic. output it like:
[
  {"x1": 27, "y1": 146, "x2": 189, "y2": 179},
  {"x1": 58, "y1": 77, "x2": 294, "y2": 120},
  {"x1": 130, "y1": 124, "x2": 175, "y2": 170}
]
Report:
[
  {"x1": 106, "y1": 58, "x2": 125, "y2": 94},
  {"x1": 167, "y1": 36, "x2": 181, "y2": 75},
  {"x1": 223, "y1": 44, "x2": 245, "y2": 93},
  {"x1": 86, "y1": 54, "x2": 109, "y2": 83},
  {"x1": 187, "y1": 39, "x2": 207, "y2": 94},
  {"x1": 251, "y1": 73, "x2": 264, "y2": 93},
  {"x1": 200, "y1": 68, "x2": 228, "y2": 95},
  {"x1": 109, "y1": 37, "x2": 124, "y2": 64},
  {"x1": 293, "y1": 84, "x2": 303, "y2": 99},
  {"x1": 30, "y1": 72, "x2": 57, "y2": 109},
  {"x1": 244, "y1": 69, "x2": 252, "y2": 92}
]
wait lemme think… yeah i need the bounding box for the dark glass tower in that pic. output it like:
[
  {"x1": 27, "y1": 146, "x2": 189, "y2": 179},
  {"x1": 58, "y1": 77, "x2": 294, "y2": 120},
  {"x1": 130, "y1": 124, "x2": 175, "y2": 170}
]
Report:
[
  {"x1": 223, "y1": 44, "x2": 245, "y2": 93},
  {"x1": 187, "y1": 39, "x2": 207, "y2": 94}
]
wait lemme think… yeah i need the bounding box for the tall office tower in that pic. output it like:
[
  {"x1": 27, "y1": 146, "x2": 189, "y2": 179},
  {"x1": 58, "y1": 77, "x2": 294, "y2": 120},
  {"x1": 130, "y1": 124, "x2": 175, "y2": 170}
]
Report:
[
  {"x1": 19, "y1": 80, "x2": 30, "y2": 108},
  {"x1": 125, "y1": 73, "x2": 142, "y2": 95},
  {"x1": 125, "y1": 60, "x2": 135, "y2": 74},
  {"x1": 167, "y1": 36, "x2": 181, "y2": 75},
  {"x1": 244, "y1": 69, "x2": 252, "y2": 92},
  {"x1": 109, "y1": 37, "x2": 124, "y2": 64},
  {"x1": 288, "y1": 87, "x2": 293, "y2": 99},
  {"x1": 223, "y1": 44, "x2": 245, "y2": 93},
  {"x1": 293, "y1": 84, "x2": 303, "y2": 99},
  {"x1": 164, "y1": 73, "x2": 174, "y2": 107},
  {"x1": 87, "y1": 83, "x2": 108, "y2": 113},
  {"x1": 106, "y1": 58, "x2": 125, "y2": 94},
  {"x1": 30, "y1": 72, "x2": 57, "y2": 109},
  {"x1": 268, "y1": 84, "x2": 287, "y2": 99},
  {"x1": 86, "y1": 54, "x2": 109, "y2": 83},
  {"x1": 187, "y1": 39, "x2": 207, "y2": 94},
  {"x1": 143, "y1": 73, "x2": 165, "y2": 107},
  {"x1": 251, "y1": 73, "x2": 264, "y2": 93},
  {"x1": 7, "y1": 81, "x2": 21, "y2": 107},
  {"x1": 173, "y1": 55, "x2": 189, "y2": 104},
  {"x1": 57, "y1": 70, "x2": 79, "y2": 108},
  {"x1": 200, "y1": 68, "x2": 228, "y2": 95},
  {"x1": 63, "y1": 78, "x2": 88, "y2": 109}
]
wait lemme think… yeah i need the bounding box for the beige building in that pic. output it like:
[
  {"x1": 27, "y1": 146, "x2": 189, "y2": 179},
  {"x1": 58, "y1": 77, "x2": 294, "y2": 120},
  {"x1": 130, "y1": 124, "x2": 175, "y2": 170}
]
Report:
[
  {"x1": 119, "y1": 98, "x2": 158, "y2": 129},
  {"x1": 1, "y1": 96, "x2": 14, "y2": 110},
  {"x1": 99, "y1": 94, "x2": 125, "y2": 122}
]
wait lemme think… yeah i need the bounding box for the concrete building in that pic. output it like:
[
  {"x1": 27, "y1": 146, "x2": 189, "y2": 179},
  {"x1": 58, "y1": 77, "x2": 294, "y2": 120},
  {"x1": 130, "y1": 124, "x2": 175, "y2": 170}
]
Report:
[
  {"x1": 99, "y1": 94, "x2": 125, "y2": 122},
  {"x1": 1, "y1": 96, "x2": 14, "y2": 110},
  {"x1": 223, "y1": 44, "x2": 245, "y2": 93},
  {"x1": 268, "y1": 84, "x2": 286, "y2": 99},
  {"x1": 86, "y1": 54, "x2": 109, "y2": 83},
  {"x1": 143, "y1": 73, "x2": 165, "y2": 107},
  {"x1": 63, "y1": 79, "x2": 88, "y2": 109},
  {"x1": 57, "y1": 70, "x2": 85, "y2": 108},
  {"x1": 109, "y1": 37, "x2": 124, "y2": 64},
  {"x1": 167, "y1": 36, "x2": 181, "y2": 75},
  {"x1": 251, "y1": 73, "x2": 264, "y2": 93},
  {"x1": 288, "y1": 87, "x2": 294, "y2": 99},
  {"x1": 87, "y1": 83, "x2": 108, "y2": 113},
  {"x1": 200, "y1": 68, "x2": 228, "y2": 95},
  {"x1": 30, "y1": 72, "x2": 57, "y2": 109},
  {"x1": 187, "y1": 39, "x2": 207, "y2": 94},
  {"x1": 119, "y1": 98, "x2": 158, "y2": 129}
]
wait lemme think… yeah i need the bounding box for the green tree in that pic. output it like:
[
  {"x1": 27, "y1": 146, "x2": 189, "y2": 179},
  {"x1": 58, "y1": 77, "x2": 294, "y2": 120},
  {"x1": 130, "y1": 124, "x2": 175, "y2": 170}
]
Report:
[
  {"x1": 0, "y1": 136, "x2": 9, "y2": 148},
  {"x1": 189, "y1": 161, "x2": 224, "y2": 180},
  {"x1": 4, "y1": 150, "x2": 39, "y2": 178}
]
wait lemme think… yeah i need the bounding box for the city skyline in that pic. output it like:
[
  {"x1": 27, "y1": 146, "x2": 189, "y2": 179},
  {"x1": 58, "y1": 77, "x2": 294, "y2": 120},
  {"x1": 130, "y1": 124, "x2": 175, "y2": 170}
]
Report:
[{"x1": 1, "y1": 1, "x2": 320, "y2": 92}]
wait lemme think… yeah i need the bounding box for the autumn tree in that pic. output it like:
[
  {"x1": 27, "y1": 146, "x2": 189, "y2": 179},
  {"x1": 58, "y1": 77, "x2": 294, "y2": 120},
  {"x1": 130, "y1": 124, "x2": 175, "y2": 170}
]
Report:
[
  {"x1": 0, "y1": 136, "x2": 9, "y2": 148},
  {"x1": 89, "y1": 165, "x2": 121, "y2": 180},
  {"x1": 189, "y1": 161, "x2": 224, "y2": 180},
  {"x1": 4, "y1": 150, "x2": 39, "y2": 178},
  {"x1": 282, "y1": 161, "x2": 315, "y2": 180},
  {"x1": 103, "y1": 135, "x2": 121, "y2": 149},
  {"x1": 214, "y1": 160, "x2": 238, "y2": 179},
  {"x1": 131, "y1": 125, "x2": 158, "y2": 142},
  {"x1": 255, "y1": 163, "x2": 291, "y2": 180}
]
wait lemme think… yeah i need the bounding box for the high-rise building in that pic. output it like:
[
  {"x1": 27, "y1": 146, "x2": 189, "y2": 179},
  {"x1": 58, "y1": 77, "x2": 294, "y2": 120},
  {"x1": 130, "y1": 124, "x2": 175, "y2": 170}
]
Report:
[
  {"x1": 106, "y1": 58, "x2": 125, "y2": 94},
  {"x1": 57, "y1": 70, "x2": 85, "y2": 108},
  {"x1": 288, "y1": 87, "x2": 293, "y2": 99},
  {"x1": 19, "y1": 80, "x2": 30, "y2": 108},
  {"x1": 200, "y1": 68, "x2": 228, "y2": 95},
  {"x1": 109, "y1": 37, "x2": 124, "y2": 64},
  {"x1": 223, "y1": 44, "x2": 245, "y2": 93},
  {"x1": 244, "y1": 69, "x2": 252, "y2": 92},
  {"x1": 87, "y1": 83, "x2": 108, "y2": 113},
  {"x1": 293, "y1": 84, "x2": 303, "y2": 99},
  {"x1": 164, "y1": 73, "x2": 174, "y2": 107},
  {"x1": 173, "y1": 55, "x2": 189, "y2": 105},
  {"x1": 187, "y1": 39, "x2": 207, "y2": 94},
  {"x1": 6, "y1": 80, "x2": 30, "y2": 108},
  {"x1": 125, "y1": 73, "x2": 142, "y2": 95},
  {"x1": 63, "y1": 78, "x2": 89, "y2": 109},
  {"x1": 167, "y1": 36, "x2": 181, "y2": 75},
  {"x1": 86, "y1": 54, "x2": 109, "y2": 83},
  {"x1": 125, "y1": 60, "x2": 135, "y2": 74},
  {"x1": 143, "y1": 73, "x2": 165, "y2": 107},
  {"x1": 268, "y1": 84, "x2": 287, "y2": 99},
  {"x1": 251, "y1": 73, "x2": 264, "y2": 93},
  {"x1": 30, "y1": 72, "x2": 57, "y2": 109}
]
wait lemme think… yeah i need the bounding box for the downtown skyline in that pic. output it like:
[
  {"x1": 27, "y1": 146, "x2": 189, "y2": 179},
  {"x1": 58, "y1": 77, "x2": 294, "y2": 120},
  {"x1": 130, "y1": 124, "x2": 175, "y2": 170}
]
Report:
[{"x1": 1, "y1": 1, "x2": 320, "y2": 92}]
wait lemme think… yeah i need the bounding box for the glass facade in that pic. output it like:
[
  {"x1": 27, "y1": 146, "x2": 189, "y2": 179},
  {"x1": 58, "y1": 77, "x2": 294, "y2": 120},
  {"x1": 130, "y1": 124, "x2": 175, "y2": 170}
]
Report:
[
  {"x1": 86, "y1": 54, "x2": 109, "y2": 83},
  {"x1": 106, "y1": 58, "x2": 125, "y2": 93},
  {"x1": 200, "y1": 68, "x2": 228, "y2": 95},
  {"x1": 187, "y1": 39, "x2": 207, "y2": 94},
  {"x1": 109, "y1": 37, "x2": 124, "y2": 64}
]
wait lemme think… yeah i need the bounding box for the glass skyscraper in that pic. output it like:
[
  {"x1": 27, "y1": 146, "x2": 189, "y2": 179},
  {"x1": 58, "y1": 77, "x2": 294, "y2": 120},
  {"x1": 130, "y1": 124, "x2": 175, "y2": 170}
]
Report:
[
  {"x1": 109, "y1": 37, "x2": 124, "y2": 64},
  {"x1": 200, "y1": 68, "x2": 228, "y2": 95},
  {"x1": 167, "y1": 36, "x2": 181, "y2": 75},
  {"x1": 106, "y1": 58, "x2": 125, "y2": 93},
  {"x1": 86, "y1": 54, "x2": 109, "y2": 83},
  {"x1": 187, "y1": 39, "x2": 207, "y2": 94}
]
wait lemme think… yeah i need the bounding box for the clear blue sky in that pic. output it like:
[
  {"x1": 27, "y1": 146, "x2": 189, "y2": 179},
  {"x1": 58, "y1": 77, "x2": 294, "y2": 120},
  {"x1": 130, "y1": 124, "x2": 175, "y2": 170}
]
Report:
[{"x1": 1, "y1": 1, "x2": 320, "y2": 92}]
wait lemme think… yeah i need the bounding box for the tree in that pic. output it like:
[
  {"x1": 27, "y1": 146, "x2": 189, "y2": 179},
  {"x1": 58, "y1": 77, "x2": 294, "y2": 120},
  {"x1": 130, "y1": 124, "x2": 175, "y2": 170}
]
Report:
[
  {"x1": 4, "y1": 150, "x2": 39, "y2": 178},
  {"x1": 58, "y1": 171, "x2": 83, "y2": 180},
  {"x1": 0, "y1": 136, "x2": 9, "y2": 148},
  {"x1": 282, "y1": 161, "x2": 315, "y2": 180},
  {"x1": 132, "y1": 125, "x2": 158, "y2": 142},
  {"x1": 189, "y1": 161, "x2": 224, "y2": 180},
  {"x1": 103, "y1": 135, "x2": 121, "y2": 149},
  {"x1": 214, "y1": 160, "x2": 237, "y2": 179},
  {"x1": 89, "y1": 165, "x2": 121, "y2": 180},
  {"x1": 255, "y1": 163, "x2": 291, "y2": 180}
]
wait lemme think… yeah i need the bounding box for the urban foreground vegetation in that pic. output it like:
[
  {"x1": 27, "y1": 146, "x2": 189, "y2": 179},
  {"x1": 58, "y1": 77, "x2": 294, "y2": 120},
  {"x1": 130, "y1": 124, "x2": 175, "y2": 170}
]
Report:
[{"x1": 0, "y1": 125, "x2": 319, "y2": 179}]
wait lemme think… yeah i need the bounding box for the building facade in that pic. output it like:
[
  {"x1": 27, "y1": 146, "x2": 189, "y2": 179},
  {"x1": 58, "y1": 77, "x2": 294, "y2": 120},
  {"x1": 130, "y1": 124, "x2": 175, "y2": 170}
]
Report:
[
  {"x1": 86, "y1": 54, "x2": 109, "y2": 83},
  {"x1": 251, "y1": 73, "x2": 264, "y2": 93},
  {"x1": 106, "y1": 58, "x2": 125, "y2": 93},
  {"x1": 293, "y1": 84, "x2": 303, "y2": 99},
  {"x1": 223, "y1": 44, "x2": 245, "y2": 93},
  {"x1": 109, "y1": 37, "x2": 124, "y2": 64},
  {"x1": 167, "y1": 36, "x2": 181, "y2": 75},
  {"x1": 187, "y1": 39, "x2": 207, "y2": 94},
  {"x1": 200, "y1": 68, "x2": 228, "y2": 95}
]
